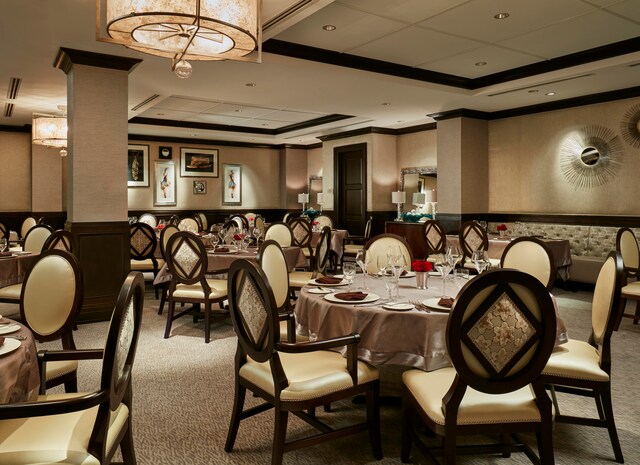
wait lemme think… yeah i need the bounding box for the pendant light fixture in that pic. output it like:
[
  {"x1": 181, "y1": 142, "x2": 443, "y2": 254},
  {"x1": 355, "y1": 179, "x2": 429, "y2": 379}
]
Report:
[{"x1": 32, "y1": 105, "x2": 68, "y2": 156}]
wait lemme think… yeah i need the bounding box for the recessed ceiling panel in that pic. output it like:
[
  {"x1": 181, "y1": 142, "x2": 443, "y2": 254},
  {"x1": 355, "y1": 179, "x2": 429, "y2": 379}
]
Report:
[
  {"x1": 606, "y1": 0, "x2": 640, "y2": 23},
  {"x1": 259, "y1": 109, "x2": 325, "y2": 122},
  {"x1": 185, "y1": 114, "x2": 254, "y2": 126},
  {"x1": 138, "y1": 108, "x2": 198, "y2": 120},
  {"x1": 335, "y1": 0, "x2": 470, "y2": 24},
  {"x1": 153, "y1": 96, "x2": 220, "y2": 112},
  {"x1": 234, "y1": 118, "x2": 290, "y2": 128},
  {"x1": 200, "y1": 103, "x2": 275, "y2": 118}
]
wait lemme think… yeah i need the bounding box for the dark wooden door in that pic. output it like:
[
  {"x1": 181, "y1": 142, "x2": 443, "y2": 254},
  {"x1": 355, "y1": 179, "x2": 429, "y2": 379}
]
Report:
[{"x1": 335, "y1": 143, "x2": 367, "y2": 235}]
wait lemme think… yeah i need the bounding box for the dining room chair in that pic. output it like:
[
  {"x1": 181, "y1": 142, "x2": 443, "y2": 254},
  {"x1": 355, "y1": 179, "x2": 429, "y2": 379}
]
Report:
[
  {"x1": 178, "y1": 216, "x2": 200, "y2": 233},
  {"x1": 22, "y1": 224, "x2": 54, "y2": 253},
  {"x1": 501, "y1": 236, "x2": 556, "y2": 291},
  {"x1": 315, "y1": 214, "x2": 333, "y2": 229},
  {"x1": 614, "y1": 227, "x2": 640, "y2": 328},
  {"x1": 401, "y1": 268, "x2": 557, "y2": 465},
  {"x1": 138, "y1": 212, "x2": 158, "y2": 228},
  {"x1": 288, "y1": 226, "x2": 331, "y2": 292},
  {"x1": 42, "y1": 229, "x2": 76, "y2": 254},
  {"x1": 168, "y1": 214, "x2": 180, "y2": 227},
  {"x1": 19, "y1": 216, "x2": 38, "y2": 240},
  {"x1": 130, "y1": 221, "x2": 162, "y2": 299},
  {"x1": 459, "y1": 220, "x2": 501, "y2": 271},
  {"x1": 421, "y1": 220, "x2": 447, "y2": 258},
  {"x1": 542, "y1": 251, "x2": 625, "y2": 463},
  {"x1": 244, "y1": 212, "x2": 256, "y2": 227},
  {"x1": 289, "y1": 217, "x2": 314, "y2": 268},
  {"x1": 230, "y1": 214, "x2": 249, "y2": 230},
  {"x1": 341, "y1": 216, "x2": 372, "y2": 269},
  {"x1": 157, "y1": 224, "x2": 180, "y2": 315},
  {"x1": 265, "y1": 221, "x2": 293, "y2": 247},
  {"x1": 165, "y1": 231, "x2": 228, "y2": 343},
  {"x1": 0, "y1": 271, "x2": 144, "y2": 465},
  {"x1": 0, "y1": 222, "x2": 7, "y2": 243},
  {"x1": 224, "y1": 259, "x2": 382, "y2": 465},
  {"x1": 196, "y1": 212, "x2": 208, "y2": 231},
  {"x1": 254, "y1": 215, "x2": 266, "y2": 235},
  {"x1": 20, "y1": 249, "x2": 83, "y2": 393},
  {"x1": 363, "y1": 233, "x2": 413, "y2": 274}
]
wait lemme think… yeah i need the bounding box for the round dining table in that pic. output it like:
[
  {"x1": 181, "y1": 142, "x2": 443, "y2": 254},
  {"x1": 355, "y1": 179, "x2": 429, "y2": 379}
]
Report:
[
  {"x1": 0, "y1": 317, "x2": 40, "y2": 403},
  {"x1": 0, "y1": 251, "x2": 39, "y2": 289}
]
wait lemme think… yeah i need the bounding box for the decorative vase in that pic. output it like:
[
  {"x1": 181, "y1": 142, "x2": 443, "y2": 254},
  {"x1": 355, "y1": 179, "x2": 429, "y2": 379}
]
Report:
[
  {"x1": 415, "y1": 272, "x2": 428, "y2": 289},
  {"x1": 500, "y1": 230, "x2": 506, "y2": 238}
]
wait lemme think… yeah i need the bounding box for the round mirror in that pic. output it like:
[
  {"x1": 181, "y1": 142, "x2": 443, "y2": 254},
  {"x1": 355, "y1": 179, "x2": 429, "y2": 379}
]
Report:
[{"x1": 580, "y1": 146, "x2": 600, "y2": 166}]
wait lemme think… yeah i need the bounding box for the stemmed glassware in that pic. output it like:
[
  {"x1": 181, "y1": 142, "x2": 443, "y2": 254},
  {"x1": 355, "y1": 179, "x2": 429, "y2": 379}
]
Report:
[
  {"x1": 446, "y1": 245, "x2": 462, "y2": 269},
  {"x1": 343, "y1": 262, "x2": 356, "y2": 291},
  {"x1": 253, "y1": 226, "x2": 262, "y2": 245},
  {"x1": 471, "y1": 250, "x2": 490, "y2": 274},
  {"x1": 435, "y1": 253, "x2": 453, "y2": 298},
  {"x1": 355, "y1": 250, "x2": 369, "y2": 289}
]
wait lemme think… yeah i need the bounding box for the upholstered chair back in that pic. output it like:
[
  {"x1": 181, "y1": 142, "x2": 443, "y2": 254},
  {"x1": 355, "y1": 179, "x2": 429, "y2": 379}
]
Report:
[
  {"x1": 43, "y1": 229, "x2": 76, "y2": 254},
  {"x1": 166, "y1": 231, "x2": 207, "y2": 284},
  {"x1": 364, "y1": 234, "x2": 413, "y2": 274},
  {"x1": 449, "y1": 268, "x2": 556, "y2": 395},
  {"x1": 422, "y1": 220, "x2": 446, "y2": 256},
  {"x1": 138, "y1": 213, "x2": 157, "y2": 228},
  {"x1": 130, "y1": 222, "x2": 157, "y2": 260},
  {"x1": 20, "y1": 216, "x2": 38, "y2": 239},
  {"x1": 244, "y1": 212, "x2": 256, "y2": 228},
  {"x1": 196, "y1": 212, "x2": 208, "y2": 231},
  {"x1": 289, "y1": 218, "x2": 312, "y2": 249},
  {"x1": 178, "y1": 217, "x2": 200, "y2": 233},
  {"x1": 616, "y1": 227, "x2": 639, "y2": 279},
  {"x1": 459, "y1": 221, "x2": 489, "y2": 260},
  {"x1": 168, "y1": 214, "x2": 180, "y2": 226},
  {"x1": 501, "y1": 237, "x2": 555, "y2": 290},
  {"x1": 0, "y1": 222, "x2": 7, "y2": 242},
  {"x1": 314, "y1": 226, "x2": 332, "y2": 274},
  {"x1": 160, "y1": 225, "x2": 180, "y2": 259},
  {"x1": 591, "y1": 252, "x2": 623, "y2": 346},
  {"x1": 257, "y1": 240, "x2": 290, "y2": 310},
  {"x1": 363, "y1": 217, "x2": 373, "y2": 242},
  {"x1": 315, "y1": 215, "x2": 333, "y2": 229},
  {"x1": 23, "y1": 224, "x2": 53, "y2": 253},
  {"x1": 20, "y1": 249, "x2": 83, "y2": 343},
  {"x1": 254, "y1": 216, "x2": 266, "y2": 234},
  {"x1": 265, "y1": 222, "x2": 293, "y2": 247},
  {"x1": 230, "y1": 215, "x2": 249, "y2": 230}
]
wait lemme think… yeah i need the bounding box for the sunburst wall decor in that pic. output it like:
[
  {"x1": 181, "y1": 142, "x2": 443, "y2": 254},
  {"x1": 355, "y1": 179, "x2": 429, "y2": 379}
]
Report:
[
  {"x1": 620, "y1": 103, "x2": 640, "y2": 149},
  {"x1": 559, "y1": 125, "x2": 623, "y2": 188}
]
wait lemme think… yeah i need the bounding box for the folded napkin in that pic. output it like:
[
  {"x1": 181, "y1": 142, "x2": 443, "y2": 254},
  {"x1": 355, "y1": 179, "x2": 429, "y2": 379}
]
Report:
[
  {"x1": 316, "y1": 276, "x2": 342, "y2": 285},
  {"x1": 334, "y1": 292, "x2": 368, "y2": 301},
  {"x1": 400, "y1": 270, "x2": 408, "y2": 276},
  {"x1": 438, "y1": 297, "x2": 454, "y2": 308},
  {"x1": 0, "y1": 251, "x2": 11, "y2": 257},
  {"x1": 0, "y1": 335, "x2": 4, "y2": 347},
  {"x1": 214, "y1": 247, "x2": 230, "y2": 253}
]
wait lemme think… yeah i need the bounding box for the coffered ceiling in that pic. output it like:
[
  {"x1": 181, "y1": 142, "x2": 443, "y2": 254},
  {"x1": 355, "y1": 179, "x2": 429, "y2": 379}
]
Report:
[{"x1": 2, "y1": 0, "x2": 640, "y2": 145}]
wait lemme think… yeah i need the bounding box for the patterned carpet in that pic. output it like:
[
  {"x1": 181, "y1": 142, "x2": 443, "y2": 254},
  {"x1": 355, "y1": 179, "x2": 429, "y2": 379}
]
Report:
[{"x1": 3, "y1": 286, "x2": 640, "y2": 464}]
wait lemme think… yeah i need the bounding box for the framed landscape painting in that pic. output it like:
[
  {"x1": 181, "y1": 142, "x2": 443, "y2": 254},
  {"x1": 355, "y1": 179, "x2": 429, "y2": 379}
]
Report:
[
  {"x1": 180, "y1": 148, "x2": 218, "y2": 177},
  {"x1": 127, "y1": 144, "x2": 149, "y2": 187},
  {"x1": 222, "y1": 164, "x2": 241, "y2": 205},
  {"x1": 154, "y1": 161, "x2": 177, "y2": 206}
]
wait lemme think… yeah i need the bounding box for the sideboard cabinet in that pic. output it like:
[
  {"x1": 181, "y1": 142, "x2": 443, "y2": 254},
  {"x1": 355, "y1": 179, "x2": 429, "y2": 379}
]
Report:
[{"x1": 385, "y1": 221, "x2": 428, "y2": 259}]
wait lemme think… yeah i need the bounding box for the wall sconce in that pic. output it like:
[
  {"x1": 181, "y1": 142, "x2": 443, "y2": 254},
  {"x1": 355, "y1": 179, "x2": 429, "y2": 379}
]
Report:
[{"x1": 392, "y1": 191, "x2": 406, "y2": 221}]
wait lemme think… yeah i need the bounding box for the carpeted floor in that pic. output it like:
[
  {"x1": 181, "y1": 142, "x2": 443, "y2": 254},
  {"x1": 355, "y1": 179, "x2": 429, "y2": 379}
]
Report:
[{"x1": 2, "y1": 285, "x2": 639, "y2": 464}]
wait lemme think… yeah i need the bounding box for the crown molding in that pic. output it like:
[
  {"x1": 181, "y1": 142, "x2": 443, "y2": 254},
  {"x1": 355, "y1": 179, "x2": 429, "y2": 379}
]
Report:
[{"x1": 54, "y1": 48, "x2": 142, "y2": 74}]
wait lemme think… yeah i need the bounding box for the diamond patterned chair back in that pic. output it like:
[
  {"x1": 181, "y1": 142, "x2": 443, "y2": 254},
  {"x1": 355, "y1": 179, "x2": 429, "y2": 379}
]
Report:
[
  {"x1": 459, "y1": 221, "x2": 489, "y2": 262},
  {"x1": 166, "y1": 231, "x2": 207, "y2": 284},
  {"x1": 43, "y1": 229, "x2": 76, "y2": 254},
  {"x1": 422, "y1": 220, "x2": 446, "y2": 256},
  {"x1": 129, "y1": 222, "x2": 157, "y2": 261}
]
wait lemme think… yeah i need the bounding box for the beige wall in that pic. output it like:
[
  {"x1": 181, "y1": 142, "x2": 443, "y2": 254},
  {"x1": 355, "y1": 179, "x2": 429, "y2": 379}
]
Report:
[
  {"x1": 489, "y1": 96, "x2": 640, "y2": 215},
  {"x1": 32, "y1": 144, "x2": 63, "y2": 212},
  {"x1": 280, "y1": 147, "x2": 308, "y2": 211},
  {"x1": 397, "y1": 129, "x2": 437, "y2": 170},
  {"x1": 0, "y1": 132, "x2": 30, "y2": 211}
]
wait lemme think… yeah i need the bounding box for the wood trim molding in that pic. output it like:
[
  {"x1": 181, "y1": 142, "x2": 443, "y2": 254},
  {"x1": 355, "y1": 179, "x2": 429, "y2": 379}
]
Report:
[
  {"x1": 0, "y1": 124, "x2": 30, "y2": 133},
  {"x1": 428, "y1": 109, "x2": 492, "y2": 122},
  {"x1": 53, "y1": 48, "x2": 142, "y2": 74}
]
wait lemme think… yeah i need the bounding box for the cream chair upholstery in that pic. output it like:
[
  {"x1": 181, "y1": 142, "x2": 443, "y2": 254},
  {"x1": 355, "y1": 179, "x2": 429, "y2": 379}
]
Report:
[
  {"x1": 402, "y1": 269, "x2": 557, "y2": 464},
  {"x1": 42, "y1": 229, "x2": 76, "y2": 254},
  {"x1": 196, "y1": 212, "x2": 208, "y2": 231},
  {"x1": 542, "y1": 251, "x2": 625, "y2": 463},
  {"x1": 230, "y1": 215, "x2": 249, "y2": 230},
  {"x1": 20, "y1": 249, "x2": 83, "y2": 393},
  {"x1": 23, "y1": 224, "x2": 53, "y2": 253},
  {"x1": 178, "y1": 217, "x2": 200, "y2": 233},
  {"x1": 157, "y1": 224, "x2": 179, "y2": 315},
  {"x1": 265, "y1": 222, "x2": 293, "y2": 247},
  {"x1": 20, "y1": 216, "x2": 38, "y2": 240},
  {"x1": 254, "y1": 215, "x2": 266, "y2": 235},
  {"x1": 501, "y1": 236, "x2": 555, "y2": 290},
  {"x1": 0, "y1": 272, "x2": 144, "y2": 465},
  {"x1": 165, "y1": 231, "x2": 228, "y2": 343},
  {"x1": 138, "y1": 213, "x2": 157, "y2": 228},
  {"x1": 225, "y1": 260, "x2": 382, "y2": 465},
  {"x1": 314, "y1": 215, "x2": 333, "y2": 229},
  {"x1": 289, "y1": 226, "x2": 331, "y2": 290},
  {"x1": 130, "y1": 222, "x2": 162, "y2": 298},
  {"x1": 363, "y1": 233, "x2": 413, "y2": 274},
  {"x1": 615, "y1": 227, "x2": 640, "y2": 328}
]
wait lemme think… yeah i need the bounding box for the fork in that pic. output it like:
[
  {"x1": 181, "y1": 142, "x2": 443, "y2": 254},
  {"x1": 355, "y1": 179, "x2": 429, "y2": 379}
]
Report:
[
  {"x1": 409, "y1": 300, "x2": 431, "y2": 313},
  {"x1": 4, "y1": 335, "x2": 26, "y2": 341}
]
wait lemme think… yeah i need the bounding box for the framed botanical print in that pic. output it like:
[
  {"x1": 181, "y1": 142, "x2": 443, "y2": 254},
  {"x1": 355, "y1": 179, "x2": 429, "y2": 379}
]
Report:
[
  {"x1": 193, "y1": 180, "x2": 207, "y2": 195},
  {"x1": 180, "y1": 147, "x2": 218, "y2": 177},
  {"x1": 222, "y1": 163, "x2": 241, "y2": 205},
  {"x1": 159, "y1": 146, "x2": 172, "y2": 159},
  {"x1": 127, "y1": 144, "x2": 149, "y2": 187},
  {"x1": 154, "y1": 161, "x2": 177, "y2": 206}
]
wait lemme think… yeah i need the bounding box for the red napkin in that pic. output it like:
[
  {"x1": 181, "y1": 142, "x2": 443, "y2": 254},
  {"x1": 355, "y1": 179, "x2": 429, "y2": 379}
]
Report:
[
  {"x1": 334, "y1": 292, "x2": 368, "y2": 301},
  {"x1": 316, "y1": 276, "x2": 342, "y2": 285},
  {"x1": 0, "y1": 335, "x2": 4, "y2": 347},
  {"x1": 214, "y1": 247, "x2": 230, "y2": 253},
  {"x1": 438, "y1": 297, "x2": 454, "y2": 308}
]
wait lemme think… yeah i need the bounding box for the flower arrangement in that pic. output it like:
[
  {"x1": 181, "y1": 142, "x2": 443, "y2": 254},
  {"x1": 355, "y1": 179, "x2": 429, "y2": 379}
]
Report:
[
  {"x1": 497, "y1": 224, "x2": 508, "y2": 231},
  {"x1": 412, "y1": 260, "x2": 433, "y2": 273},
  {"x1": 156, "y1": 223, "x2": 165, "y2": 230},
  {"x1": 233, "y1": 233, "x2": 245, "y2": 241}
]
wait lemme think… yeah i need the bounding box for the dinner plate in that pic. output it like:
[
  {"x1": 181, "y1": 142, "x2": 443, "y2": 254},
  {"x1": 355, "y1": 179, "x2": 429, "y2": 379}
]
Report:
[
  {"x1": 428, "y1": 270, "x2": 442, "y2": 277},
  {"x1": 0, "y1": 324, "x2": 21, "y2": 335},
  {"x1": 325, "y1": 292, "x2": 380, "y2": 304},
  {"x1": 0, "y1": 338, "x2": 21, "y2": 357},
  {"x1": 309, "y1": 278, "x2": 347, "y2": 287},
  {"x1": 382, "y1": 302, "x2": 414, "y2": 311},
  {"x1": 307, "y1": 287, "x2": 333, "y2": 294},
  {"x1": 421, "y1": 298, "x2": 452, "y2": 312}
]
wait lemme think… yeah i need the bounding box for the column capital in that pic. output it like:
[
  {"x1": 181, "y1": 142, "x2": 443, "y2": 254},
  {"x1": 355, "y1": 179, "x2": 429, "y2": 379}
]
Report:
[{"x1": 53, "y1": 48, "x2": 142, "y2": 75}]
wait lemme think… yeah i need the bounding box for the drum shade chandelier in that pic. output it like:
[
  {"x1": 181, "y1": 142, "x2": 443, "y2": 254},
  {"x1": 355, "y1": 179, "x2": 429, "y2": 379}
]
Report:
[
  {"x1": 97, "y1": 0, "x2": 262, "y2": 79},
  {"x1": 32, "y1": 106, "x2": 68, "y2": 157}
]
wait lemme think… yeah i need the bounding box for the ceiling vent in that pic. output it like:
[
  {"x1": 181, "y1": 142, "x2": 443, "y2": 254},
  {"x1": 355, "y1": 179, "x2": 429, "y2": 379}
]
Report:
[
  {"x1": 3, "y1": 103, "x2": 14, "y2": 117},
  {"x1": 131, "y1": 94, "x2": 161, "y2": 112},
  {"x1": 6, "y1": 77, "x2": 21, "y2": 100},
  {"x1": 264, "y1": 0, "x2": 314, "y2": 31},
  {"x1": 487, "y1": 74, "x2": 594, "y2": 97}
]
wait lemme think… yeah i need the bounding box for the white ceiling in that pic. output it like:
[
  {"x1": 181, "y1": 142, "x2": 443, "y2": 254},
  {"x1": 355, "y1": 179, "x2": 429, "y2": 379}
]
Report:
[{"x1": 1, "y1": 0, "x2": 640, "y2": 145}]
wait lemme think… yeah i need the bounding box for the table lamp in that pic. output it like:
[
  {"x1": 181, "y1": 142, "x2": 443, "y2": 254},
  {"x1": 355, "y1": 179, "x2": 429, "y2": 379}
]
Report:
[
  {"x1": 392, "y1": 191, "x2": 406, "y2": 221},
  {"x1": 298, "y1": 193, "x2": 309, "y2": 213},
  {"x1": 425, "y1": 189, "x2": 437, "y2": 218},
  {"x1": 317, "y1": 193, "x2": 324, "y2": 212}
]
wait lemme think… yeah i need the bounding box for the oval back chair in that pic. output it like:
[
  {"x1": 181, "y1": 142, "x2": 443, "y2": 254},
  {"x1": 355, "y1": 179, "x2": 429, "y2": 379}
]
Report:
[
  {"x1": 0, "y1": 222, "x2": 7, "y2": 243},
  {"x1": 244, "y1": 212, "x2": 257, "y2": 228},
  {"x1": 20, "y1": 216, "x2": 38, "y2": 239},
  {"x1": 196, "y1": 212, "x2": 208, "y2": 231},
  {"x1": 257, "y1": 240, "x2": 291, "y2": 311},
  {"x1": 501, "y1": 237, "x2": 556, "y2": 291},
  {"x1": 315, "y1": 215, "x2": 333, "y2": 229},
  {"x1": 289, "y1": 217, "x2": 313, "y2": 264},
  {"x1": 43, "y1": 229, "x2": 76, "y2": 254},
  {"x1": 422, "y1": 220, "x2": 447, "y2": 257},
  {"x1": 168, "y1": 214, "x2": 180, "y2": 226},
  {"x1": 230, "y1": 214, "x2": 249, "y2": 230},
  {"x1": 616, "y1": 227, "x2": 639, "y2": 280},
  {"x1": 459, "y1": 220, "x2": 489, "y2": 259},
  {"x1": 254, "y1": 215, "x2": 266, "y2": 235},
  {"x1": 130, "y1": 222, "x2": 160, "y2": 297},
  {"x1": 178, "y1": 216, "x2": 200, "y2": 233},
  {"x1": 265, "y1": 222, "x2": 293, "y2": 247},
  {"x1": 364, "y1": 233, "x2": 413, "y2": 274},
  {"x1": 23, "y1": 224, "x2": 54, "y2": 253},
  {"x1": 138, "y1": 213, "x2": 158, "y2": 228}
]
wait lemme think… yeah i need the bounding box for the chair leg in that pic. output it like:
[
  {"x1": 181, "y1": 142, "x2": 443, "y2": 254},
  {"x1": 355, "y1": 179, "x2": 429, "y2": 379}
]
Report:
[
  {"x1": 120, "y1": 418, "x2": 137, "y2": 465},
  {"x1": 600, "y1": 388, "x2": 624, "y2": 463},
  {"x1": 164, "y1": 299, "x2": 176, "y2": 339},
  {"x1": 272, "y1": 409, "x2": 289, "y2": 465},
  {"x1": 537, "y1": 425, "x2": 555, "y2": 465},
  {"x1": 442, "y1": 430, "x2": 456, "y2": 465},
  {"x1": 157, "y1": 285, "x2": 168, "y2": 315},
  {"x1": 204, "y1": 303, "x2": 211, "y2": 343},
  {"x1": 63, "y1": 377, "x2": 78, "y2": 393},
  {"x1": 366, "y1": 381, "x2": 383, "y2": 460},
  {"x1": 634, "y1": 300, "x2": 640, "y2": 325},
  {"x1": 225, "y1": 381, "x2": 246, "y2": 453}
]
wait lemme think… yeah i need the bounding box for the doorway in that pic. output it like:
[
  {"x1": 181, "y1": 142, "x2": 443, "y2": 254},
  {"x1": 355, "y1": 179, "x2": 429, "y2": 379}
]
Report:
[{"x1": 334, "y1": 143, "x2": 367, "y2": 235}]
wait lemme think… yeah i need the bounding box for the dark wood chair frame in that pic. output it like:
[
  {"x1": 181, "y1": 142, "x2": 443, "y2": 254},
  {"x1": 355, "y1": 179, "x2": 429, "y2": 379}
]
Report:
[
  {"x1": 130, "y1": 221, "x2": 160, "y2": 298},
  {"x1": 20, "y1": 249, "x2": 84, "y2": 393},
  {"x1": 500, "y1": 236, "x2": 556, "y2": 291},
  {"x1": 288, "y1": 226, "x2": 332, "y2": 292},
  {"x1": 22, "y1": 224, "x2": 54, "y2": 252},
  {"x1": 614, "y1": 227, "x2": 640, "y2": 328},
  {"x1": 341, "y1": 216, "x2": 373, "y2": 269},
  {"x1": 168, "y1": 214, "x2": 180, "y2": 227},
  {"x1": 165, "y1": 231, "x2": 228, "y2": 343},
  {"x1": 225, "y1": 259, "x2": 383, "y2": 465},
  {"x1": 459, "y1": 220, "x2": 489, "y2": 263},
  {"x1": 157, "y1": 224, "x2": 180, "y2": 315},
  {"x1": 0, "y1": 222, "x2": 7, "y2": 243},
  {"x1": 230, "y1": 214, "x2": 250, "y2": 230},
  {"x1": 542, "y1": 251, "x2": 625, "y2": 463},
  {"x1": 43, "y1": 229, "x2": 76, "y2": 254},
  {"x1": 421, "y1": 220, "x2": 447, "y2": 257},
  {"x1": 402, "y1": 269, "x2": 557, "y2": 465},
  {"x1": 19, "y1": 215, "x2": 39, "y2": 240},
  {"x1": 288, "y1": 217, "x2": 314, "y2": 269},
  {"x1": 0, "y1": 272, "x2": 144, "y2": 465}
]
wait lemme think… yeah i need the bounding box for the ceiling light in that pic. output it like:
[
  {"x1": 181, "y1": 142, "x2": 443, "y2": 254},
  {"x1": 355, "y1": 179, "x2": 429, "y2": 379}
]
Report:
[
  {"x1": 475, "y1": 61, "x2": 487, "y2": 67},
  {"x1": 382, "y1": 102, "x2": 391, "y2": 106},
  {"x1": 322, "y1": 25, "x2": 336, "y2": 31},
  {"x1": 97, "y1": 0, "x2": 262, "y2": 79},
  {"x1": 546, "y1": 92, "x2": 556, "y2": 96},
  {"x1": 494, "y1": 12, "x2": 510, "y2": 19},
  {"x1": 245, "y1": 83, "x2": 257, "y2": 87},
  {"x1": 32, "y1": 105, "x2": 67, "y2": 157},
  {"x1": 528, "y1": 89, "x2": 539, "y2": 93}
]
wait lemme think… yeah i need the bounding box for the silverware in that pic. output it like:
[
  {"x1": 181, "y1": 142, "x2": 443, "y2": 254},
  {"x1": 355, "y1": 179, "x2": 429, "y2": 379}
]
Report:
[
  {"x1": 3, "y1": 335, "x2": 26, "y2": 341},
  {"x1": 410, "y1": 300, "x2": 431, "y2": 313}
]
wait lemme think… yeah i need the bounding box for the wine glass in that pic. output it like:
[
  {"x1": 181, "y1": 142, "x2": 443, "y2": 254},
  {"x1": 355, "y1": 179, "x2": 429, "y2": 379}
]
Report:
[
  {"x1": 392, "y1": 255, "x2": 407, "y2": 299},
  {"x1": 253, "y1": 226, "x2": 262, "y2": 244},
  {"x1": 211, "y1": 233, "x2": 219, "y2": 249},
  {"x1": 435, "y1": 254, "x2": 453, "y2": 298},
  {"x1": 383, "y1": 269, "x2": 397, "y2": 302},
  {"x1": 355, "y1": 250, "x2": 369, "y2": 289},
  {"x1": 0, "y1": 238, "x2": 7, "y2": 253},
  {"x1": 387, "y1": 245, "x2": 402, "y2": 267},
  {"x1": 446, "y1": 245, "x2": 462, "y2": 268},
  {"x1": 343, "y1": 262, "x2": 356, "y2": 291},
  {"x1": 471, "y1": 250, "x2": 489, "y2": 274}
]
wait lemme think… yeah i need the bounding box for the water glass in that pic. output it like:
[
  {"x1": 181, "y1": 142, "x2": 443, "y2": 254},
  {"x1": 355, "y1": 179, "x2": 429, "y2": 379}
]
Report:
[
  {"x1": 343, "y1": 262, "x2": 356, "y2": 290},
  {"x1": 454, "y1": 269, "x2": 470, "y2": 290},
  {"x1": 471, "y1": 250, "x2": 489, "y2": 274},
  {"x1": 355, "y1": 250, "x2": 369, "y2": 289},
  {"x1": 383, "y1": 269, "x2": 398, "y2": 301}
]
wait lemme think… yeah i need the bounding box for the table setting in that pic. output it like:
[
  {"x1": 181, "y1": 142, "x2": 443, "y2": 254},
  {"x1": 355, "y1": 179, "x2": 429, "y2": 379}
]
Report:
[{"x1": 0, "y1": 316, "x2": 40, "y2": 403}]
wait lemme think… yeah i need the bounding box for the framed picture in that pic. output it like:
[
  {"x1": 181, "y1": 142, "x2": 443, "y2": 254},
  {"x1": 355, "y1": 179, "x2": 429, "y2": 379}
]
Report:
[
  {"x1": 159, "y1": 146, "x2": 172, "y2": 159},
  {"x1": 180, "y1": 147, "x2": 218, "y2": 177},
  {"x1": 222, "y1": 163, "x2": 241, "y2": 205},
  {"x1": 127, "y1": 144, "x2": 149, "y2": 187},
  {"x1": 154, "y1": 161, "x2": 177, "y2": 206},
  {"x1": 193, "y1": 180, "x2": 207, "y2": 195}
]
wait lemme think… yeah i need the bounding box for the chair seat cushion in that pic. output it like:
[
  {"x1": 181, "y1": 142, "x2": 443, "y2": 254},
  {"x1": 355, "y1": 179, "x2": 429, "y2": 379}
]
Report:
[
  {"x1": 0, "y1": 284, "x2": 22, "y2": 300},
  {"x1": 621, "y1": 281, "x2": 640, "y2": 298},
  {"x1": 46, "y1": 360, "x2": 79, "y2": 382},
  {"x1": 403, "y1": 367, "x2": 542, "y2": 426},
  {"x1": 0, "y1": 393, "x2": 129, "y2": 465},
  {"x1": 240, "y1": 350, "x2": 378, "y2": 402},
  {"x1": 172, "y1": 279, "x2": 227, "y2": 300},
  {"x1": 343, "y1": 244, "x2": 364, "y2": 255},
  {"x1": 288, "y1": 271, "x2": 323, "y2": 288},
  {"x1": 130, "y1": 258, "x2": 164, "y2": 271},
  {"x1": 542, "y1": 339, "x2": 608, "y2": 382}
]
